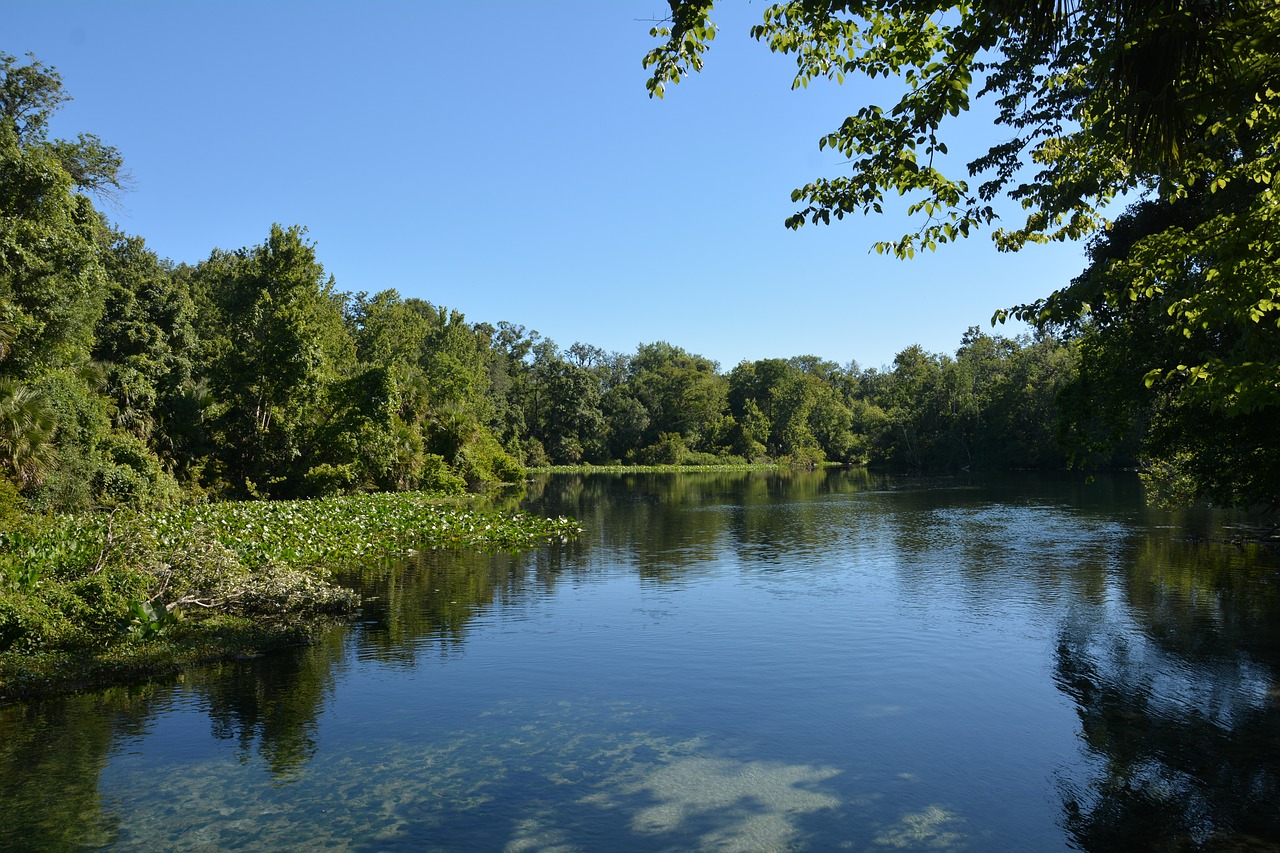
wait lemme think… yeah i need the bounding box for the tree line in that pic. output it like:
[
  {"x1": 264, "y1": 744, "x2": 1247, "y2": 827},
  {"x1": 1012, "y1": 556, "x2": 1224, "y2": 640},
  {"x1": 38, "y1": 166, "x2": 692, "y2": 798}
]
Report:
[{"x1": 7, "y1": 48, "x2": 1260, "y2": 515}]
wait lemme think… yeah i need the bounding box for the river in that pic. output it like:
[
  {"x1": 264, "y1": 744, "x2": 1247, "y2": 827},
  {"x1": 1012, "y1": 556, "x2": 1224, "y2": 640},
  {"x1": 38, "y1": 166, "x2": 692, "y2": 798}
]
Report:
[{"x1": 2, "y1": 470, "x2": 1278, "y2": 851}]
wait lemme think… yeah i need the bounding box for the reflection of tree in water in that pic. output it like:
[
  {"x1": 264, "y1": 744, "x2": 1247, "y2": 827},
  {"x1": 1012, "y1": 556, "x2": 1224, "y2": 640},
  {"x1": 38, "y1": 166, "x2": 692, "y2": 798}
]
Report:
[
  {"x1": 526, "y1": 469, "x2": 882, "y2": 580},
  {"x1": 1055, "y1": 535, "x2": 1280, "y2": 851},
  {"x1": 343, "y1": 550, "x2": 542, "y2": 666},
  {"x1": 194, "y1": 627, "x2": 347, "y2": 780},
  {"x1": 0, "y1": 686, "x2": 162, "y2": 851},
  {"x1": 188, "y1": 470, "x2": 887, "y2": 783},
  {"x1": 0, "y1": 631, "x2": 357, "y2": 844}
]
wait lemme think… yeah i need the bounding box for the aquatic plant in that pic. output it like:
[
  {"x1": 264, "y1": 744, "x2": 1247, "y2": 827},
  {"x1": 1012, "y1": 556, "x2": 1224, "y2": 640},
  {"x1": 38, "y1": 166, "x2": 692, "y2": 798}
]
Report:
[
  {"x1": 146, "y1": 490, "x2": 583, "y2": 567},
  {"x1": 0, "y1": 490, "x2": 583, "y2": 699}
]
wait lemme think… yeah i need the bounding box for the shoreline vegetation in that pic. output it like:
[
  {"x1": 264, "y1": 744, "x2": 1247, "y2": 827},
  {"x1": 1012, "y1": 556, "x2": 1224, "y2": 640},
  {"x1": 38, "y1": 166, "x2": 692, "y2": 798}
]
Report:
[
  {"x1": 0, "y1": 490, "x2": 582, "y2": 703},
  {"x1": 2, "y1": 33, "x2": 1277, "y2": 702},
  {"x1": 530, "y1": 461, "x2": 842, "y2": 474}
]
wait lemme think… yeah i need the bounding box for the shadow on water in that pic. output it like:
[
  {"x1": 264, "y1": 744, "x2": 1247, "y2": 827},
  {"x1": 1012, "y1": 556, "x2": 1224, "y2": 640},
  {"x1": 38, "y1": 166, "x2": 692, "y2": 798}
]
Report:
[{"x1": 197, "y1": 629, "x2": 348, "y2": 780}]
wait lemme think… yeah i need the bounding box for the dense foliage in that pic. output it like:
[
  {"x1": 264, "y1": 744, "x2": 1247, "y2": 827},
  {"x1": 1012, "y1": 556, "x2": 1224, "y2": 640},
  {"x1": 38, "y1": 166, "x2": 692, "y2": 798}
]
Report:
[
  {"x1": 10, "y1": 29, "x2": 1269, "y2": 507},
  {"x1": 645, "y1": 0, "x2": 1280, "y2": 508},
  {"x1": 0, "y1": 52, "x2": 1091, "y2": 519},
  {"x1": 0, "y1": 491, "x2": 582, "y2": 698}
]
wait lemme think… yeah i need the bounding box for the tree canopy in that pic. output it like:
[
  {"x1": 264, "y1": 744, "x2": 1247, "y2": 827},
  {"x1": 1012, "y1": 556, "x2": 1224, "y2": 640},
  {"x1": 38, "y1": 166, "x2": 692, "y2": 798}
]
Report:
[{"x1": 645, "y1": 0, "x2": 1280, "y2": 506}]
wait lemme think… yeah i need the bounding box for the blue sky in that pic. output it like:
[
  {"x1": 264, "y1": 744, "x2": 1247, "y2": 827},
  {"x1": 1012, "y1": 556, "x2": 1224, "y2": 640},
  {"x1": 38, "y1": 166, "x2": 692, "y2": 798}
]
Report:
[{"x1": 9, "y1": 1, "x2": 1090, "y2": 371}]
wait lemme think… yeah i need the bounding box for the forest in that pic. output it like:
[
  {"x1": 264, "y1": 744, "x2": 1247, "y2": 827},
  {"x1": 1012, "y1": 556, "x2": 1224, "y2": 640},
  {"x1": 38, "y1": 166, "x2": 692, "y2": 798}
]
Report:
[
  {"x1": 0, "y1": 52, "x2": 1121, "y2": 521},
  {"x1": 2, "y1": 38, "x2": 1275, "y2": 518}
]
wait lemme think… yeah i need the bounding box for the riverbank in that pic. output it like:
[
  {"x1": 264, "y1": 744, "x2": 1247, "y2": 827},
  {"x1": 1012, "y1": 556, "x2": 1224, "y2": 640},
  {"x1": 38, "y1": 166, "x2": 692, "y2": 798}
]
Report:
[
  {"x1": 532, "y1": 462, "x2": 843, "y2": 474},
  {"x1": 0, "y1": 491, "x2": 582, "y2": 702}
]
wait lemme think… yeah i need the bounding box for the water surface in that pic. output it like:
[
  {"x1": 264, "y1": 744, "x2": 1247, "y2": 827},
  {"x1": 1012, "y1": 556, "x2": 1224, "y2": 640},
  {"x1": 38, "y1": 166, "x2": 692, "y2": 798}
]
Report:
[{"x1": 3, "y1": 470, "x2": 1278, "y2": 851}]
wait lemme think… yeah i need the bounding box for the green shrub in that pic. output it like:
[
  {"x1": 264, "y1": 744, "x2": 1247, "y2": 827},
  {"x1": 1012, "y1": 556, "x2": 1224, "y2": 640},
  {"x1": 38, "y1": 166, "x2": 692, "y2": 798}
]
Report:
[
  {"x1": 0, "y1": 596, "x2": 31, "y2": 652},
  {"x1": 0, "y1": 477, "x2": 26, "y2": 527},
  {"x1": 96, "y1": 432, "x2": 181, "y2": 508},
  {"x1": 420, "y1": 454, "x2": 466, "y2": 493},
  {"x1": 521, "y1": 438, "x2": 549, "y2": 468},
  {"x1": 455, "y1": 429, "x2": 526, "y2": 485},
  {"x1": 303, "y1": 463, "x2": 359, "y2": 497},
  {"x1": 95, "y1": 463, "x2": 149, "y2": 505},
  {"x1": 635, "y1": 433, "x2": 688, "y2": 465}
]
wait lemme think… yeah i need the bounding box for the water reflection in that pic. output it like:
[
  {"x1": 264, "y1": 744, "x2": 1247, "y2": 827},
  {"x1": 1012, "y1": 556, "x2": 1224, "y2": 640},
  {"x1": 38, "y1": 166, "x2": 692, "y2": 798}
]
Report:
[
  {"x1": 1054, "y1": 531, "x2": 1280, "y2": 851},
  {"x1": 196, "y1": 629, "x2": 348, "y2": 780},
  {"x1": 0, "y1": 692, "x2": 129, "y2": 850},
  {"x1": 524, "y1": 468, "x2": 885, "y2": 578},
  {"x1": 1, "y1": 471, "x2": 1277, "y2": 851}
]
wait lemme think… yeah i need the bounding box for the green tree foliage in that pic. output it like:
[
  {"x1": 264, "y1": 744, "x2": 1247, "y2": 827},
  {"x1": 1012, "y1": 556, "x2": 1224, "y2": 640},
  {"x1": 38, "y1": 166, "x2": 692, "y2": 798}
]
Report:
[
  {"x1": 413, "y1": 303, "x2": 521, "y2": 485},
  {"x1": 0, "y1": 378, "x2": 56, "y2": 487},
  {"x1": 533, "y1": 346, "x2": 607, "y2": 464},
  {"x1": 93, "y1": 232, "x2": 199, "y2": 453},
  {"x1": 347, "y1": 289, "x2": 432, "y2": 378},
  {"x1": 0, "y1": 49, "x2": 1117, "y2": 509},
  {"x1": 194, "y1": 225, "x2": 354, "y2": 496},
  {"x1": 730, "y1": 359, "x2": 825, "y2": 460},
  {"x1": 646, "y1": 1, "x2": 1280, "y2": 505},
  {"x1": 477, "y1": 321, "x2": 542, "y2": 456},
  {"x1": 628, "y1": 342, "x2": 728, "y2": 456},
  {"x1": 1049, "y1": 200, "x2": 1279, "y2": 506},
  {"x1": 853, "y1": 333, "x2": 1074, "y2": 470},
  {"x1": 0, "y1": 53, "x2": 116, "y2": 379},
  {"x1": 953, "y1": 327, "x2": 1075, "y2": 469}
]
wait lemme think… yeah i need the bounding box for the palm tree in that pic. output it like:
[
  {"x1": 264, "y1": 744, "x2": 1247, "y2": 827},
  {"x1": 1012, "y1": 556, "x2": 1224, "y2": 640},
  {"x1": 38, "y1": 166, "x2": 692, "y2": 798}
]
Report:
[{"x1": 0, "y1": 379, "x2": 57, "y2": 487}]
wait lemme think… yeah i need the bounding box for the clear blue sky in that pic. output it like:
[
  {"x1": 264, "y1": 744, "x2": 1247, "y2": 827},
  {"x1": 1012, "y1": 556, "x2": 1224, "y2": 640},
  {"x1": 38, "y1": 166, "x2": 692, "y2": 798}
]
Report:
[{"x1": 9, "y1": 1, "x2": 1089, "y2": 371}]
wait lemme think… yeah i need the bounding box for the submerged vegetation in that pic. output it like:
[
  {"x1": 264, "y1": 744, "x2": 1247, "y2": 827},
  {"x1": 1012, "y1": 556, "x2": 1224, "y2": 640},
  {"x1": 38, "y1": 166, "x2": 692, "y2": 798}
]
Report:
[{"x1": 0, "y1": 490, "x2": 582, "y2": 701}]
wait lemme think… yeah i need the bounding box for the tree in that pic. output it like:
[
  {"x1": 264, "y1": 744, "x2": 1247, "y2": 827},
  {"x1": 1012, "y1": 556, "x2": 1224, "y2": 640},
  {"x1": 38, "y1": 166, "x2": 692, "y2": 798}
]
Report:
[
  {"x1": 0, "y1": 54, "x2": 118, "y2": 379},
  {"x1": 877, "y1": 345, "x2": 951, "y2": 468},
  {"x1": 0, "y1": 52, "x2": 124, "y2": 195},
  {"x1": 411, "y1": 302, "x2": 521, "y2": 484},
  {"x1": 646, "y1": 1, "x2": 1280, "y2": 505},
  {"x1": 628, "y1": 341, "x2": 727, "y2": 453},
  {"x1": 346, "y1": 289, "x2": 432, "y2": 377},
  {"x1": 1050, "y1": 199, "x2": 1279, "y2": 506},
  {"x1": 0, "y1": 378, "x2": 56, "y2": 487},
  {"x1": 196, "y1": 225, "x2": 351, "y2": 496},
  {"x1": 93, "y1": 231, "x2": 198, "y2": 446},
  {"x1": 535, "y1": 355, "x2": 607, "y2": 464}
]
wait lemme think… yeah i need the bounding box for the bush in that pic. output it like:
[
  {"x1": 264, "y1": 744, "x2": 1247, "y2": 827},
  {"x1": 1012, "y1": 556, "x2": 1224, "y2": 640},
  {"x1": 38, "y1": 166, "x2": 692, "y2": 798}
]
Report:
[
  {"x1": 30, "y1": 427, "x2": 181, "y2": 512},
  {"x1": 95, "y1": 463, "x2": 149, "y2": 505},
  {"x1": 455, "y1": 429, "x2": 525, "y2": 486},
  {"x1": 521, "y1": 438, "x2": 549, "y2": 468},
  {"x1": 303, "y1": 463, "x2": 359, "y2": 497},
  {"x1": 0, "y1": 476, "x2": 32, "y2": 538},
  {"x1": 420, "y1": 454, "x2": 466, "y2": 494},
  {"x1": 635, "y1": 433, "x2": 688, "y2": 465},
  {"x1": 96, "y1": 432, "x2": 180, "y2": 508},
  {"x1": 0, "y1": 596, "x2": 32, "y2": 652}
]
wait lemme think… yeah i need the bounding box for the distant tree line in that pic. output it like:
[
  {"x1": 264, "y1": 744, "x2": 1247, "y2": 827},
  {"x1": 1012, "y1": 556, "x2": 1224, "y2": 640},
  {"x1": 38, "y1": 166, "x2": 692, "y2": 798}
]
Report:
[{"x1": 3, "y1": 50, "x2": 1216, "y2": 516}]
